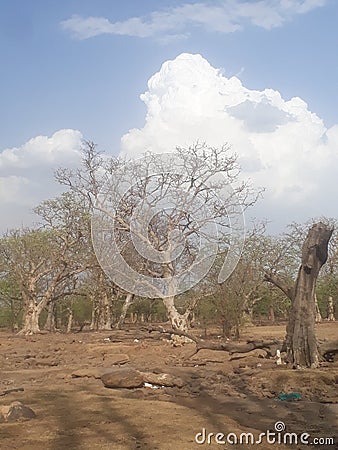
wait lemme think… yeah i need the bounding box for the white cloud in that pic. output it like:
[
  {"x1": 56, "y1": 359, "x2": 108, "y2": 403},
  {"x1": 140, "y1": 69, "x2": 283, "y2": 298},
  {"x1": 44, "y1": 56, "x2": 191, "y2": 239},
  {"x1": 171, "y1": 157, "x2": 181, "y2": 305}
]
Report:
[
  {"x1": 0, "y1": 176, "x2": 32, "y2": 205},
  {"x1": 61, "y1": 1, "x2": 327, "y2": 40},
  {"x1": 121, "y1": 53, "x2": 338, "y2": 229},
  {"x1": 0, "y1": 129, "x2": 83, "y2": 232},
  {"x1": 0, "y1": 129, "x2": 82, "y2": 171}
]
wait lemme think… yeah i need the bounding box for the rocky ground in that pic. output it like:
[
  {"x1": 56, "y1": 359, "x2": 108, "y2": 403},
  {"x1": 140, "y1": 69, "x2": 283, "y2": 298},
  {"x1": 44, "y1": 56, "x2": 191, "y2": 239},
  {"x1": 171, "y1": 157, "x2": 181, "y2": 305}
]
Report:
[{"x1": 0, "y1": 323, "x2": 337, "y2": 449}]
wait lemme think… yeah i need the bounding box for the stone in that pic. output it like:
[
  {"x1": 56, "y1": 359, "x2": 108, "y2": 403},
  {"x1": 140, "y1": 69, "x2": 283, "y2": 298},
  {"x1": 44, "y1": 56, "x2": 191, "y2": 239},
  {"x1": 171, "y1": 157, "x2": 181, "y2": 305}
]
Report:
[
  {"x1": 72, "y1": 368, "x2": 108, "y2": 379},
  {"x1": 109, "y1": 354, "x2": 130, "y2": 365},
  {"x1": 170, "y1": 334, "x2": 194, "y2": 347},
  {"x1": 0, "y1": 401, "x2": 36, "y2": 422},
  {"x1": 101, "y1": 368, "x2": 144, "y2": 389},
  {"x1": 142, "y1": 372, "x2": 185, "y2": 388}
]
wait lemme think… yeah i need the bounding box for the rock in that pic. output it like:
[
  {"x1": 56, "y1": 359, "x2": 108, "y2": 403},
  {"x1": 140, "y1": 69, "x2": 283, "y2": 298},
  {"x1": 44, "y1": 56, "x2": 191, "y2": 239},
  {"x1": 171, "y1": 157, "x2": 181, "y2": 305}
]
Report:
[
  {"x1": 231, "y1": 349, "x2": 268, "y2": 359},
  {"x1": 262, "y1": 390, "x2": 274, "y2": 398},
  {"x1": 101, "y1": 368, "x2": 144, "y2": 389},
  {"x1": 71, "y1": 355, "x2": 129, "y2": 379},
  {"x1": 170, "y1": 334, "x2": 194, "y2": 347},
  {"x1": 0, "y1": 402, "x2": 36, "y2": 422},
  {"x1": 142, "y1": 372, "x2": 185, "y2": 388},
  {"x1": 72, "y1": 368, "x2": 108, "y2": 379},
  {"x1": 109, "y1": 354, "x2": 130, "y2": 365}
]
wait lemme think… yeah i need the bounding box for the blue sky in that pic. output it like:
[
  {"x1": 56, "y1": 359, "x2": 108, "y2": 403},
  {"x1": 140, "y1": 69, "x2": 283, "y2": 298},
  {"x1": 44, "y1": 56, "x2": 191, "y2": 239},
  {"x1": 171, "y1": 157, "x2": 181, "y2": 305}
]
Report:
[
  {"x1": 0, "y1": 0, "x2": 337, "y2": 231},
  {"x1": 1, "y1": 0, "x2": 337, "y2": 151}
]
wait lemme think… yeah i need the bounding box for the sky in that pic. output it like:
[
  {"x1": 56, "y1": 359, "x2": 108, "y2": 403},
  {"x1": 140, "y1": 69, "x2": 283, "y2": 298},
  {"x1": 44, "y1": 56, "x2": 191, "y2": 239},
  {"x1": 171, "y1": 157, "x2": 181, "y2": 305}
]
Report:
[{"x1": 0, "y1": 0, "x2": 337, "y2": 233}]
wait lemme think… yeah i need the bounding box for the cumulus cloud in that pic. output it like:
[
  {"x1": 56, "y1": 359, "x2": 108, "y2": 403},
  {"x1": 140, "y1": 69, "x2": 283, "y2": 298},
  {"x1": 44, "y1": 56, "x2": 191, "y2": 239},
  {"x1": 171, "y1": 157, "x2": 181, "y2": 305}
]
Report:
[
  {"x1": 0, "y1": 129, "x2": 82, "y2": 172},
  {"x1": 61, "y1": 0, "x2": 327, "y2": 41},
  {"x1": 0, "y1": 129, "x2": 83, "y2": 232},
  {"x1": 121, "y1": 53, "x2": 338, "y2": 229}
]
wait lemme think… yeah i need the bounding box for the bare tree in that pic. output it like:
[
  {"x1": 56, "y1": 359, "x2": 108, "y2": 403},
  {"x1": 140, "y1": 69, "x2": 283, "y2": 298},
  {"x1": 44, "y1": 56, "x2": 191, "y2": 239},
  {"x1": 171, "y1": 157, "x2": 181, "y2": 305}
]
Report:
[{"x1": 59, "y1": 142, "x2": 259, "y2": 331}]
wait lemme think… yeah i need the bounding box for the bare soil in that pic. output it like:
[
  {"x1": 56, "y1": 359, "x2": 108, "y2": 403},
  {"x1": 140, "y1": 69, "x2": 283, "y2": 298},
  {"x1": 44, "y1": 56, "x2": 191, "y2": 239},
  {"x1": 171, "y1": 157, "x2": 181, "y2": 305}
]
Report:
[{"x1": 0, "y1": 323, "x2": 337, "y2": 450}]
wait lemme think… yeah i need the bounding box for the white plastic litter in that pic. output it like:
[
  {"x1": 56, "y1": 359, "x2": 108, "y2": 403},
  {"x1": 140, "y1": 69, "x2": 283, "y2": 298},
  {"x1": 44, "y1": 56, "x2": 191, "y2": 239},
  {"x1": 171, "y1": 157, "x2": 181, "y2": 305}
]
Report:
[{"x1": 144, "y1": 382, "x2": 165, "y2": 389}]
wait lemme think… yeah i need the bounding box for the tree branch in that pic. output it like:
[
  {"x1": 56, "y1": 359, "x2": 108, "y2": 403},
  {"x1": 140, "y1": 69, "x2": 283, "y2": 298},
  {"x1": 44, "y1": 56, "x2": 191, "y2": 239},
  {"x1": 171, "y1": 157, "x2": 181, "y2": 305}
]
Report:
[{"x1": 264, "y1": 272, "x2": 295, "y2": 301}]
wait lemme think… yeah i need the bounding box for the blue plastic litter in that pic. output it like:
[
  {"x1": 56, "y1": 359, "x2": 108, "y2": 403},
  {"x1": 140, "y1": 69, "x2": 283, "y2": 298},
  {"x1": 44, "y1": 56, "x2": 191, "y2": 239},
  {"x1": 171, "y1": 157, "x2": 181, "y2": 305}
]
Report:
[{"x1": 277, "y1": 392, "x2": 302, "y2": 401}]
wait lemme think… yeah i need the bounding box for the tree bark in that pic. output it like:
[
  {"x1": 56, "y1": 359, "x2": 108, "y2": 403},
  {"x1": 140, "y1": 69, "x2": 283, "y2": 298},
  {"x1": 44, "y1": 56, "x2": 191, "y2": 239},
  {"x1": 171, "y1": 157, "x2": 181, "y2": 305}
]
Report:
[
  {"x1": 162, "y1": 296, "x2": 189, "y2": 332},
  {"x1": 66, "y1": 307, "x2": 73, "y2": 333},
  {"x1": 314, "y1": 293, "x2": 322, "y2": 323},
  {"x1": 286, "y1": 223, "x2": 333, "y2": 368},
  {"x1": 97, "y1": 292, "x2": 112, "y2": 330},
  {"x1": 44, "y1": 301, "x2": 56, "y2": 332},
  {"x1": 89, "y1": 293, "x2": 98, "y2": 330},
  {"x1": 19, "y1": 297, "x2": 41, "y2": 335},
  {"x1": 266, "y1": 222, "x2": 333, "y2": 368},
  {"x1": 116, "y1": 293, "x2": 134, "y2": 329},
  {"x1": 327, "y1": 296, "x2": 335, "y2": 321}
]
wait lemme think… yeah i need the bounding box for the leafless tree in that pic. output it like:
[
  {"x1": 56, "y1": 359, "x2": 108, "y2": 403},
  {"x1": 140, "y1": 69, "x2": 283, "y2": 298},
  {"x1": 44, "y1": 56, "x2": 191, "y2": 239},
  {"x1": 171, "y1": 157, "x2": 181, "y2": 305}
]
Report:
[{"x1": 56, "y1": 141, "x2": 260, "y2": 331}]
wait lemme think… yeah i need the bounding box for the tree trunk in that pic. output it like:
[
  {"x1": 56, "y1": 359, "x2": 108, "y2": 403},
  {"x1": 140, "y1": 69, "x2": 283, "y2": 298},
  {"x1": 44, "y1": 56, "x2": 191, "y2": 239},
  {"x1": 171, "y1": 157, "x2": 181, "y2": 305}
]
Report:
[
  {"x1": 116, "y1": 293, "x2": 134, "y2": 329},
  {"x1": 66, "y1": 307, "x2": 73, "y2": 333},
  {"x1": 19, "y1": 298, "x2": 41, "y2": 335},
  {"x1": 222, "y1": 318, "x2": 232, "y2": 338},
  {"x1": 97, "y1": 292, "x2": 112, "y2": 330},
  {"x1": 265, "y1": 222, "x2": 333, "y2": 368},
  {"x1": 10, "y1": 299, "x2": 19, "y2": 333},
  {"x1": 314, "y1": 293, "x2": 322, "y2": 323},
  {"x1": 44, "y1": 301, "x2": 56, "y2": 332},
  {"x1": 327, "y1": 296, "x2": 335, "y2": 321},
  {"x1": 242, "y1": 294, "x2": 254, "y2": 326},
  {"x1": 162, "y1": 296, "x2": 189, "y2": 332},
  {"x1": 286, "y1": 223, "x2": 333, "y2": 368},
  {"x1": 89, "y1": 294, "x2": 98, "y2": 330}
]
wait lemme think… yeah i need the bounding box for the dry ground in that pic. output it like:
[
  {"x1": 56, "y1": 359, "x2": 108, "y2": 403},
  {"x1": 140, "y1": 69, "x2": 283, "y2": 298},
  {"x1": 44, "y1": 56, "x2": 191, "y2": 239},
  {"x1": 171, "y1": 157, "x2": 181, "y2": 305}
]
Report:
[{"x1": 0, "y1": 323, "x2": 337, "y2": 450}]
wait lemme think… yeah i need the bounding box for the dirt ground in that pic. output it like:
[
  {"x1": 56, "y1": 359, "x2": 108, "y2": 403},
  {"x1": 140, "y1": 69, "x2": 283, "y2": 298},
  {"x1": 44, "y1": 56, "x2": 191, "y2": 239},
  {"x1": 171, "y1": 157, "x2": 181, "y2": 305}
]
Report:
[{"x1": 0, "y1": 323, "x2": 337, "y2": 450}]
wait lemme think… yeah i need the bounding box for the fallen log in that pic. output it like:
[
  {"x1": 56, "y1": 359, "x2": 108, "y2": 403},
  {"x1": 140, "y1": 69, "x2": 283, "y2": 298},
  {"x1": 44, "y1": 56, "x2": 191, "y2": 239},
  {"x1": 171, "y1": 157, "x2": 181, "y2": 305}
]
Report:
[
  {"x1": 140, "y1": 326, "x2": 283, "y2": 358},
  {"x1": 140, "y1": 326, "x2": 338, "y2": 363},
  {"x1": 319, "y1": 340, "x2": 338, "y2": 361}
]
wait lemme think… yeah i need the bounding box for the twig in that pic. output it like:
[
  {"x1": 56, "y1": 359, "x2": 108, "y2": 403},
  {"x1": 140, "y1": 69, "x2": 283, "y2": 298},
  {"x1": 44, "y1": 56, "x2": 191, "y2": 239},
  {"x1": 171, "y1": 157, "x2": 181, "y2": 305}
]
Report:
[{"x1": 0, "y1": 387, "x2": 24, "y2": 396}]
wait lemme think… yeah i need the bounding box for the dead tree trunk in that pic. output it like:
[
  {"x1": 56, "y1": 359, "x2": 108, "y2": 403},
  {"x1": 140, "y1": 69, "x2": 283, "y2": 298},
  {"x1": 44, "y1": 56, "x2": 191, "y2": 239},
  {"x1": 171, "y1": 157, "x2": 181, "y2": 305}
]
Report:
[{"x1": 265, "y1": 222, "x2": 333, "y2": 368}]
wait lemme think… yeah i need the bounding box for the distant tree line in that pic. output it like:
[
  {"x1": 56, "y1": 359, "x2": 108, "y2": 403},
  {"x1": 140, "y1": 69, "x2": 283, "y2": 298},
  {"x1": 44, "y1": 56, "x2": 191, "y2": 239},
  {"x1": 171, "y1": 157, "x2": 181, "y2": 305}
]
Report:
[{"x1": 0, "y1": 141, "x2": 336, "y2": 339}]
